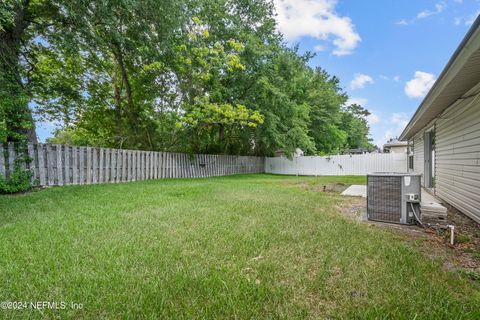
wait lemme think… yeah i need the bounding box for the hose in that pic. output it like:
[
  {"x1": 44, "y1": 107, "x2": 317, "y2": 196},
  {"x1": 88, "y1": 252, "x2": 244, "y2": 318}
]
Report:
[{"x1": 409, "y1": 202, "x2": 424, "y2": 228}]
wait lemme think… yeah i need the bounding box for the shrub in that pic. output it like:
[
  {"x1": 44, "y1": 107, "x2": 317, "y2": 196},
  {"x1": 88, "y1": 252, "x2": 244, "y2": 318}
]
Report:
[{"x1": 0, "y1": 166, "x2": 33, "y2": 194}]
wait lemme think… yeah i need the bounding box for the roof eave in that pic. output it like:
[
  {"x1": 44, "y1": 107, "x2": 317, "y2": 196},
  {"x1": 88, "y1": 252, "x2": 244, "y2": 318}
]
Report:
[{"x1": 400, "y1": 15, "x2": 480, "y2": 141}]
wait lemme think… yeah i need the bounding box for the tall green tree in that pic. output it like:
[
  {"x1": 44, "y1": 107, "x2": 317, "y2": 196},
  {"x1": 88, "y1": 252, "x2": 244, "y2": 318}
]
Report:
[
  {"x1": 5, "y1": 0, "x2": 375, "y2": 157},
  {"x1": 0, "y1": 0, "x2": 60, "y2": 143}
]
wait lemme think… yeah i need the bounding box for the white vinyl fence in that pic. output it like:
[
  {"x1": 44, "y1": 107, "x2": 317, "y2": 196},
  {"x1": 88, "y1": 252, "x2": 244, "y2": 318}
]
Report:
[
  {"x1": 265, "y1": 153, "x2": 407, "y2": 176},
  {"x1": 0, "y1": 142, "x2": 264, "y2": 187}
]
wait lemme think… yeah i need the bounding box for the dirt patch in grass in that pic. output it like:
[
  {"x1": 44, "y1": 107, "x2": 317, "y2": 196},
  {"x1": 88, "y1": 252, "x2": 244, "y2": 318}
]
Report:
[
  {"x1": 339, "y1": 196, "x2": 480, "y2": 280},
  {"x1": 281, "y1": 180, "x2": 348, "y2": 194}
]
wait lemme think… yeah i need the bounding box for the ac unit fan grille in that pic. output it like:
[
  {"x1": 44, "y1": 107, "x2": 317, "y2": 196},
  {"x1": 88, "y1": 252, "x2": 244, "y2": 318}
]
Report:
[{"x1": 367, "y1": 176, "x2": 402, "y2": 223}]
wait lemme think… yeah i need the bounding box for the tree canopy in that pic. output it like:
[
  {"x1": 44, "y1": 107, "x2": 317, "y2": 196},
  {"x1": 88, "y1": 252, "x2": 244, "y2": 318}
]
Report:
[{"x1": 0, "y1": 0, "x2": 376, "y2": 155}]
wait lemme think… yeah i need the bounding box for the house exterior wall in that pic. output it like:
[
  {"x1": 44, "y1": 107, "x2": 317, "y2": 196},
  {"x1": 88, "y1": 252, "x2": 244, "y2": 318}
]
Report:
[
  {"x1": 388, "y1": 145, "x2": 408, "y2": 154},
  {"x1": 411, "y1": 131, "x2": 425, "y2": 186},
  {"x1": 435, "y1": 93, "x2": 480, "y2": 223}
]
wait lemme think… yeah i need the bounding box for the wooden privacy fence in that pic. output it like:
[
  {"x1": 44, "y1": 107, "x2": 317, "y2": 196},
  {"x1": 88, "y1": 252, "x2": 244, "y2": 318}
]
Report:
[{"x1": 0, "y1": 143, "x2": 265, "y2": 186}]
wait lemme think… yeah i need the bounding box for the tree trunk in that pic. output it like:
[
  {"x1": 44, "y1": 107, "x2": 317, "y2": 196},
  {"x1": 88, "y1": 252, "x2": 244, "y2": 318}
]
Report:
[
  {"x1": 111, "y1": 44, "x2": 139, "y2": 143},
  {"x1": 111, "y1": 57, "x2": 123, "y2": 144},
  {"x1": 0, "y1": 0, "x2": 38, "y2": 143}
]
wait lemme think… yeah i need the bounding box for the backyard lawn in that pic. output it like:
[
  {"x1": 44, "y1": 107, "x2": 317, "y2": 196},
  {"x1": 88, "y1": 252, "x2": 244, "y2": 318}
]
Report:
[{"x1": 0, "y1": 174, "x2": 479, "y2": 319}]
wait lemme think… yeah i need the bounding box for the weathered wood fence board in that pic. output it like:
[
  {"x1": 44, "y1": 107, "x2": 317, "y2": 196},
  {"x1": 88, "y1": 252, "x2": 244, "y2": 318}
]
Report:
[{"x1": 0, "y1": 143, "x2": 264, "y2": 187}]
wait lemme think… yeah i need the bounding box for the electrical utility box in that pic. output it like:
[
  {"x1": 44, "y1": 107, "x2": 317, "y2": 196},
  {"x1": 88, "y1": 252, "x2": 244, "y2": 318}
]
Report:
[{"x1": 367, "y1": 173, "x2": 421, "y2": 225}]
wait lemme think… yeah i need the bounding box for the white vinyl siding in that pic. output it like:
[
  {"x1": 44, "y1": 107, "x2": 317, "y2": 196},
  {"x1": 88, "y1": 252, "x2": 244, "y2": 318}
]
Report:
[
  {"x1": 435, "y1": 93, "x2": 480, "y2": 223},
  {"x1": 412, "y1": 131, "x2": 425, "y2": 186}
]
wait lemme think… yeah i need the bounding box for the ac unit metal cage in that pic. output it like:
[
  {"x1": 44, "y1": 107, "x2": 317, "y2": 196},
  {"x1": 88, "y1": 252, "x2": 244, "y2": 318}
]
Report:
[{"x1": 367, "y1": 172, "x2": 421, "y2": 224}]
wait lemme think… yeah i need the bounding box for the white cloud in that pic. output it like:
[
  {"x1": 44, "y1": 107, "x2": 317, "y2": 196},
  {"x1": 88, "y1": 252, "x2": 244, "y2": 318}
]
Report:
[
  {"x1": 373, "y1": 112, "x2": 410, "y2": 147},
  {"x1": 367, "y1": 112, "x2": 380, "y2": 125},
  {"x1": 465, "y1": 11, "x2": 480, "y2": 26},
  {"x1": 404, "y1": 71, "x2": 436, "y2": 98},
  {"x1": 417, "y1": 2, "x2": 446, "y2": 19},
  {"x1": 393, "y1": 75, "x2": 400, "y2": 82},
  {"x1": 453, "y1": 11, "x2": 479, "y2": 26},
  {"x1": 273, "y1": 0, "x2": 361, "y2": 56},
  {"x1": 314, "y1": 44, "x2": 326, "y2": 52},
  {"x1": 350, "y1": 73, "x2": 374, "y2": 89},
  {"x1": 396, "y1": 2, "x2": 446, "y2": 26},
  {"x1": 390, "y1": 112, "x2": 409, "y2": 128}
]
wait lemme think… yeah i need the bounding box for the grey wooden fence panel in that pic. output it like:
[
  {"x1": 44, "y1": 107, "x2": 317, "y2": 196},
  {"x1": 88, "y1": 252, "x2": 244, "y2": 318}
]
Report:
[
  {"x1": 64, "y1": 146, "x2": 70, "y2": 185},
  {"x1": 170, "y1": 153, "x2": 174, "y2": 178},
  {"x1": 141, "y1": 151, "x2": 145, "y2": 180},
  {"x1": 105, "y1": 149, "x2": 110, "y2": 183},
  {"x1": 0, "y1": 143, "x2": 264, "y2": 187},
  {"x1": 172, "y1": 153, "x2": 176, "y2": 178},
  {"x1": 137, "y1": 151, "x2": 142, "y2": 180},
  {"x1": 132, "y1": 151, "x2": 137, "y2": 181},
  {"x1": 175, "y1": 153, "x2": 179, "y2": 178},
  {"x1": 131, "y1": 151, "x2": 134, "y2": 181},
  {"x1": 79, "y1": 147, "x2": 85, "y2": 185},
  {"x1": 46, "y1": 144, "x2": 54, "y2": 186},
  {"x1": 149, "y1": 152, "x2": 153, "y2": 179},
  {"x1": 72, "y1": 146, "x2": 78, "y2": 185},
  {"x1": 145, "y1": 151, "x2": 148, "y2": 180},
  {"x1": 127, "y1": 150, "x2": 131, "y2": 182},
  {"x1": 37, "y1": 144, "x2": 46, "y2": 185},
  {"x1": 99, "y1": 148, "x2": 104, "y2": 183},
  {"x1": 144, "y1": 152, "x2": 148, "y2": 180},
  {"x1": 164, "y1": 152, "x2": 169, "y2": 178},
  {"x1": 121, "y1": 150, "x2": 126, "y2": 182},
  {"x1": 148, "y1": 152, "x2": 152, "y2": 180},
  {"x1": 134, "y1": 151, "x2": 139, "y2": 181},
  {"x1": 116, "y1": 149, "x2": 120, "y2": 182},
  {"x1": 157, "y1": 152, "x2": 161, "y2": 179},
  {"x1": 85, "y1": 147, "x2": 91, "y2": 184},
  {"x1": 140, "y1": 151, "x2": 143, "y2": 180},
  {"x1": 90, "y1": 148, "x2": 96, "y2": 184},
  {"x1": 116, "y1": 149, "x2": 122, "y2": 182},
  {"x1": 180, "y1": 153, "x2": 185, "y2": 178},
  {"x1": 116, "y1": 150, "x2": 121, "y2": 182},
  {"x1": 182, "y1": 153, "x2": 188, "y2": 178},
  {"x1": 160, "y1": 152, "x2": 164, "y2": 179},
  {"x1": 27, "y1": 143, "x2": 36, "y2": 182},
  {"x1": 152, "y1": 152, "x2": 156, "y2": 179},
  {"x1": 111, "y1": 149, "x2": 116, "y2": 183},
  {"x1": 123, "y1": 150, "x2": 127, "y2": 182},
  {"x1": 132, "y1": 151, "x2": 135, "y2": 181},
  {"x1": 56, "y1": 145, "x2": 63, "y2": 186}
]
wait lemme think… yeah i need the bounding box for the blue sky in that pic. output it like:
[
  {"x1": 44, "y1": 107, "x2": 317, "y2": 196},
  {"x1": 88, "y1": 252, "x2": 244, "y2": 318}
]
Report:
[
  {"x1": 36, "y1": 0, "x2": 480, "y2": 147},
  {"x1": 275, "y1": 0, "x2": 480, "y2": 147}
]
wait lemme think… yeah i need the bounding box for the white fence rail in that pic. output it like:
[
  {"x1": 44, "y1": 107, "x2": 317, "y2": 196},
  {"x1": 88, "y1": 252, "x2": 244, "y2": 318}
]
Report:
[
  {"x1": 265, "y1": 153, "x2": 407, "y2": 176},
  {"x1": 0, "y1": 143, "x2": 264, "y2": 187}
]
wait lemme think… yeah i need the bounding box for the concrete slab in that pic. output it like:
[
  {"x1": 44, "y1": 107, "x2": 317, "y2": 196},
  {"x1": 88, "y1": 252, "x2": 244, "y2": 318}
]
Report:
[
  {"x1": 341, "y1": 186, "x2": 446, "y2": 204},
  {"x1": 421, "y1": 189, "x2": 442, "y2": 205},
  {"x1": 342, "y1": 185, "x2": 366, "y2": 197}
]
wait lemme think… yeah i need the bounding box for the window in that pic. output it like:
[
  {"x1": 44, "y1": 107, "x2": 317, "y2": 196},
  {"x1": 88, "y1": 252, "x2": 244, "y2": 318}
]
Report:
[{"x1": 408, "y1": 142, "x2": 414, "y2": 170}]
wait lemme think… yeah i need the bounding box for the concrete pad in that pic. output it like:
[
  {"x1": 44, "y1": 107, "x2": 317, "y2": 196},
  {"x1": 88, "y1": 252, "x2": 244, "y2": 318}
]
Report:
[
  {"x1": 342, "y1": 185, "x2": 366, "y2": 197},
  {"x1": 421, "y1": 189, "x2": 442, "y2": 205}
]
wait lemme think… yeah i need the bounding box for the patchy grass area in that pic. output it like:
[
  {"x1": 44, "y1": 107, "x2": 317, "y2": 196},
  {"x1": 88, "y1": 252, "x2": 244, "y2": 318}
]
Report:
[{"x1": 0, "y1": 174, "x2": 479, "y2": 319}]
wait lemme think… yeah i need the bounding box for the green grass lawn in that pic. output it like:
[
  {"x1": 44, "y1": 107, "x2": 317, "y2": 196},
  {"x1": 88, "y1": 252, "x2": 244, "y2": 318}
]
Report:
[{"x1": 1, "y1": 174, "x2": 479, "y2": 319}]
